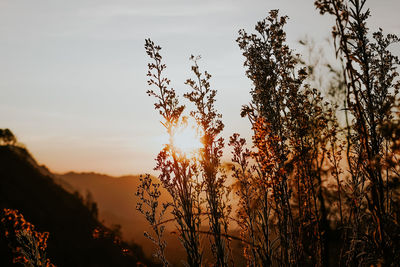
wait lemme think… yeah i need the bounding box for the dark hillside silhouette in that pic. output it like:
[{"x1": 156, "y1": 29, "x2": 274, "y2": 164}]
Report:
[
  {"x1": 0, "y1": 144, "x2": 158, "y2": 267},
  {"x1": 57, "y1": 172, "x2": 187, "y2": 266}
]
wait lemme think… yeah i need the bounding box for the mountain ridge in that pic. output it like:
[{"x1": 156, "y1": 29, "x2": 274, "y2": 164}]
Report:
[
  {"x1": 0, "y1": 144, "x2": 158, "y2": 267},
  {"x1": 56, "y1": 170, "x2": 184, "y2": 265}
]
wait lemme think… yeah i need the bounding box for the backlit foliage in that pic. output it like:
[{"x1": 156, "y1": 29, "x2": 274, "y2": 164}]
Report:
[
  {"x1": 0, "y1": 208, "x2": 55, "y2": 267},
  {"x1": 138, "y1": 1, "x2": 399, "y2": 266},
  {"x1": 184, "y1": 56, "x2": 231, "y2": 267},
  {"x1": 139, "y1": 39, "x2": 233, "y2": 267},
  {"x1": 140, "y1": 39, "x2": 203, "y2": 267},
  {"x1": 236, "y1": 10, "x2": 338, "y2": 265},
  {"x1": 314, "y1": 0, "x2": 400, "y2": 265},
  {"x1": 0, "y1": 129, "x2": 17, "y2": 146}
]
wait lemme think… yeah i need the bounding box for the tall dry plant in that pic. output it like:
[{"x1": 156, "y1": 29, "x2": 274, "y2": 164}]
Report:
[
  {"x1": 136, "y1": 174, "x2": 170, "y2": 266},
  {"x1": 315, "y1": 0, "x2": 400, "y2": 265},
  {"x1": 139, "y1": 40, "x2": 232, "y2": 267},
  {"x1": 137, "y1": 1, "x2": 399, "y2": 266},
  {"x1": 184, "y1": 56, "x2": 231, "y2": 267},
  {"x1": 229, "y1": 133, "x2": 272, "y2": 266},
  {"x1": 138, "y1": 39, "x2": 203, "y2": 267},
  {"x1": 236, "y1": 10, "x2": 339, "y2": 266}
]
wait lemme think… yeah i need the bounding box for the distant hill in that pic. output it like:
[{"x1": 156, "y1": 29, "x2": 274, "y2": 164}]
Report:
[
  {"x1": 56, "y1": 172, "x2": 186, "y2": 266},
  {"x1": 56, "y1": 172, "x2": 247, "y2": 266},
  {"x1": 0, "y1": 145, "x2": 158, "y2": 267}
]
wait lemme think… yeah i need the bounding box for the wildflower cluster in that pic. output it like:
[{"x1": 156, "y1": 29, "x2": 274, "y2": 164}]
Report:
[{"x1": 0, "y1": 208, "x2": 55, "y2": 267}]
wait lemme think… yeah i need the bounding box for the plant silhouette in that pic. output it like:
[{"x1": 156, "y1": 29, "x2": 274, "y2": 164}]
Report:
[{"x1": 138, "y1": 0, "x2": 399, "y2": 266}]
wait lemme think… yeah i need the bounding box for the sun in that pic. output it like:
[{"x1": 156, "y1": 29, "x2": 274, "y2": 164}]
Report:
[{"x1": 172, "y1": 124, "x2": 202, "y2": 154}]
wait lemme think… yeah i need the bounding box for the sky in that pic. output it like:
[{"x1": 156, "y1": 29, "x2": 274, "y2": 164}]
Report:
[{"x1": 0, "y1": 0, "x2": 399, "y2": 176}]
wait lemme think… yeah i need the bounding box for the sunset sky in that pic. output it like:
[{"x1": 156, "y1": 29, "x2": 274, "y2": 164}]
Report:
[{"x1": 1, "y1": 0, "x2": 399, "y2": 175}]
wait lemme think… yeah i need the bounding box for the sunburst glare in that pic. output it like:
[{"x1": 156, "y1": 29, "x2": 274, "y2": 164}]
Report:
[{"x1": 172, "y1": 122, "x2": 202, "y2": 155}]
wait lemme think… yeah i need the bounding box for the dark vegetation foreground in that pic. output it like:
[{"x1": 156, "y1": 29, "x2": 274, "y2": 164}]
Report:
[{"x1": 0, "y1": 144, "x2": 158, "y2": 266}]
